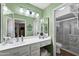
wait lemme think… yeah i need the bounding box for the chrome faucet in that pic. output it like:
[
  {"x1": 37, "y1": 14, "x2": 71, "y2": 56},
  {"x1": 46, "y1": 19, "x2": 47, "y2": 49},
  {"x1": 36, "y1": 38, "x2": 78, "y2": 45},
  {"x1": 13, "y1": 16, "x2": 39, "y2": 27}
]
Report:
[
  {"x1": 21, "y1": 35, "x2": 23, "y2": 42},
  {"x1": 3, "y1": 37, "x2": 11, "y2": 44},
  {"x1": 16, "y1": 36, "x2": 19, "y2": 42}
]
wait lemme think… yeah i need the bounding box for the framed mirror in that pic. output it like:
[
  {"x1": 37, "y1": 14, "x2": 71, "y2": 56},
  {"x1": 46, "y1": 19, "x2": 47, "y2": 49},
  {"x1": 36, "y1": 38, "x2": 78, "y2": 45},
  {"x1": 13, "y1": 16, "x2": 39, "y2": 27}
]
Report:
[{"x1": 40, "y1": 18, "x2": 49, "y2": 36}]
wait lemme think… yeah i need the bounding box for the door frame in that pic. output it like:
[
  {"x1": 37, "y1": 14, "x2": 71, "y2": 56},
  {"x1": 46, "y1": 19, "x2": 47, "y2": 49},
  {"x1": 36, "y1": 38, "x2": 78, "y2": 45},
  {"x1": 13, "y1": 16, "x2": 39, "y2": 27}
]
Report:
[
  {"x1": 52, "y1": 3, "x2": 66, "y2": 56},
  {"x1": 14, "y1": 18, "x2": 26, "y2": 37}
]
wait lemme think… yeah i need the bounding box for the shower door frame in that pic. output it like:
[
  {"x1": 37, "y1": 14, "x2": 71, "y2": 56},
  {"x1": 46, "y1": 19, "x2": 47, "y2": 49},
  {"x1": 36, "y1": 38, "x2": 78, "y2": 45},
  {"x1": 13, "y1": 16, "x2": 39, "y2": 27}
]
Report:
[{"x1": 53, "y1": 3, "x2": 66, "y2": 56}]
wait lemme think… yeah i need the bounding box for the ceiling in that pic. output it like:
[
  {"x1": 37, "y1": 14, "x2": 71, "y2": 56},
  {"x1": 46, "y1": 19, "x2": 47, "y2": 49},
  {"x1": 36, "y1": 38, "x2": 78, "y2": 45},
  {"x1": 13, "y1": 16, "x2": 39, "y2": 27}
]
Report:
[{"x1": 30, "y1": 3, "x2": 51, "y2": 9}]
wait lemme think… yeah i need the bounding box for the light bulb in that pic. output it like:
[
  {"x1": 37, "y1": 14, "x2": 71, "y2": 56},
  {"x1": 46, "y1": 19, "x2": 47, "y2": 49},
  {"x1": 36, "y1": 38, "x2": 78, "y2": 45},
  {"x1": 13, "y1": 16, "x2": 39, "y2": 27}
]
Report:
[
  {"x1": 3, "y1": 6, "x2": 8, "y2": 11},
  {"x1": 25, "y1": 10, "x2": 30, "y2": 16},
  {"x1": 19, "y1": 8, "x2": 24, "y2": 13},
  {"x1": 36, "y1": 13, "x2": 39, "y2": 17}
]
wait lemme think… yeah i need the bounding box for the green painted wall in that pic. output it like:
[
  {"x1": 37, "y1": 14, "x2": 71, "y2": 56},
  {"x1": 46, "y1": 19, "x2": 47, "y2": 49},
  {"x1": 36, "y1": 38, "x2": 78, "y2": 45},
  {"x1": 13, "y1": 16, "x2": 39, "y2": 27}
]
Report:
[
  {"x1": 43, "y1": 3, "x2": 61, "y2": 36},
  {"x1": 43, "y1": 3, "x2": 62, "y2": 55},
  {"x1": 43, "y1": 3, "x2": 61, "y2": 17}
]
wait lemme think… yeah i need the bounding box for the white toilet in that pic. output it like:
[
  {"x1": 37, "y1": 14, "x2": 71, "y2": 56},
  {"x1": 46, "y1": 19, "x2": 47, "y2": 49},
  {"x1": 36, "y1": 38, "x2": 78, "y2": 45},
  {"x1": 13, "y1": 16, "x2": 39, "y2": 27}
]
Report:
[{"x1": 56, "y1": 42, "x2": 62, "y2": 54}]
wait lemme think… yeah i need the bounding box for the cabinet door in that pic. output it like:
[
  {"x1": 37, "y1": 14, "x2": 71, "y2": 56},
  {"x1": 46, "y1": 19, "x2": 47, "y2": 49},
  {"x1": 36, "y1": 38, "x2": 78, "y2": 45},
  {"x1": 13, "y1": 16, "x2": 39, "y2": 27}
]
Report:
[
  {"x1": 31, "y1": 42, "x2": 40, "y2": 51},
  {"x1": 31, "y1": 49, "x2": 40, "y2": 56},
  {"x1": 30, "y1": 43, "x2": 40, "y2": 56},
  {"x1": 18, "y1": 45, "x2": 30, "y2": 56},
  {"x1": 0, "y1": 45, "x2": 30, "y2": 56}
]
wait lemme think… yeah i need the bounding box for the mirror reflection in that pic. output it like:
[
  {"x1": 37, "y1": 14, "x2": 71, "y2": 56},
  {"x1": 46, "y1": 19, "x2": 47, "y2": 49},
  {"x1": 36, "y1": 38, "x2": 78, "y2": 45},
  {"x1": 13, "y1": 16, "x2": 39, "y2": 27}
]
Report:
[{"x1": 1, "y1": 3, "x2": 49, "y2": 43}]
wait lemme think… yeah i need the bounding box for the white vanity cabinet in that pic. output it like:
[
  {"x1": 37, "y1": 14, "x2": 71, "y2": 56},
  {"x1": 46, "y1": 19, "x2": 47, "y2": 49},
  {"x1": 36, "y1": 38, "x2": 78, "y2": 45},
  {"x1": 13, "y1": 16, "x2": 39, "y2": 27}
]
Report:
[
  {"x1": 30, "y1": 42, "x2": 40, "y2": 56},
  {"x1": 0, "y1": 45, "x2": 30, "y2": 56},
  {"x1": 15, "y1": 45, "x2": 30, "y2": 56},
  {"x1": 0, "y1": 37, "x2": 51, "y2": 56}
]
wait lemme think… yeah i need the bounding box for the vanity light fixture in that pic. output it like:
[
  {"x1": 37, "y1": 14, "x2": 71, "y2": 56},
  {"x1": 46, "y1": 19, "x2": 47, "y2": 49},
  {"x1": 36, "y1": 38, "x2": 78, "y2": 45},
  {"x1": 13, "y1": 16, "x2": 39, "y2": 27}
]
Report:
[
  {"x1": 19, "y1": 8, "x2": 39, "y2": 18},
  {"x1": 35, "y1": 13, "x2": 39, "y2": 17},
  {"x1": 25, "y1": 10, "x2": 30, "y2": 16},
  {"x1": 30, "y1": 11, "x2": 32, "y2": 14},
  {"x1": 3, "y1": 4, "x2": 12, "y2": 15},
  {"x1": 31, "y1": 11, "x2": 35, "y2": 17},
  {"x1": 3, "y1": 5, "x2": 8, "y2": 11},
  {"x1": 19, "y1": 8, "x2": 24, "y2": 13}
]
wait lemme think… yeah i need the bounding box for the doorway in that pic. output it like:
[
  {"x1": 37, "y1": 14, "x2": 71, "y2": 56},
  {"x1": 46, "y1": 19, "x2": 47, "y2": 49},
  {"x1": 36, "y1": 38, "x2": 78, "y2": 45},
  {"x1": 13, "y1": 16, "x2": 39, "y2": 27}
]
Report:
[{"x1": 15, "y1": 20, "x2": 25, "y2": 37}]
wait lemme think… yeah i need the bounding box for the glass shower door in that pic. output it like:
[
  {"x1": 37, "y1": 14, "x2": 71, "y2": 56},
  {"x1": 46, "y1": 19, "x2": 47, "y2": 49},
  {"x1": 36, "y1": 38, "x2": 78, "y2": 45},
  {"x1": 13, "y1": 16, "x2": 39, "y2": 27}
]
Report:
[{"x1": 56, "y1": 21, "x2": 71, "y2": 49}]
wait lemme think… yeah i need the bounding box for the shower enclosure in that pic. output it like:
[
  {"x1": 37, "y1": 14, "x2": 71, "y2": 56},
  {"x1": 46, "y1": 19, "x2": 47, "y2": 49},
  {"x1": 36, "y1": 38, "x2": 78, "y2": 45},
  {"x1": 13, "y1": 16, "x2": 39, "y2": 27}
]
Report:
[{"x1": 55, "y1": 3, "x2": 79, "y2": 55}]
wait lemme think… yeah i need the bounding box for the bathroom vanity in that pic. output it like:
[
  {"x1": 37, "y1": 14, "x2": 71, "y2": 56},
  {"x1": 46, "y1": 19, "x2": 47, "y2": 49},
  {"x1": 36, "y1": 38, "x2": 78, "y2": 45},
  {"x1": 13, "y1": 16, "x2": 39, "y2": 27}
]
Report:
[
  {"x1": 0, "y1": 36, "x2": 51, "y2": 56},
  {"x1": 1, "y1": 4, "x2": 51, "y2": 56}
]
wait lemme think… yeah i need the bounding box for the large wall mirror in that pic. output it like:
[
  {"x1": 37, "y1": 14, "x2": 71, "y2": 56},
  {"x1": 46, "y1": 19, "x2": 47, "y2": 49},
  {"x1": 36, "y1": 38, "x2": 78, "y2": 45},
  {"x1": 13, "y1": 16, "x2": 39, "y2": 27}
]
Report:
[
  {"x1": 2, "y1": 3, "x2": 41, "y2": 43},
  {"x1": 40, "y1": 18, "x2": 49, "y2": 36}
]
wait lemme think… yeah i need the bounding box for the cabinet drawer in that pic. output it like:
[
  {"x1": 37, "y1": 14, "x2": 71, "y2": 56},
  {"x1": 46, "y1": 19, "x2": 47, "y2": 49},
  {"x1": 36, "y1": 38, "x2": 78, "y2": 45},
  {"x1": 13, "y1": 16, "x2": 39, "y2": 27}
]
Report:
[
  {"x1": 40, "y1": 40, "x2": 51, "y2": 47},
  {"x1": 0, "y1": 45, "x2": 30, "y2": 56},
  {"x1": 31, "y1": 43, "x2": 40, "y2": 51},
  {"x1": 31, "y1": 49, "x2": 40, "y2": 56}
]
